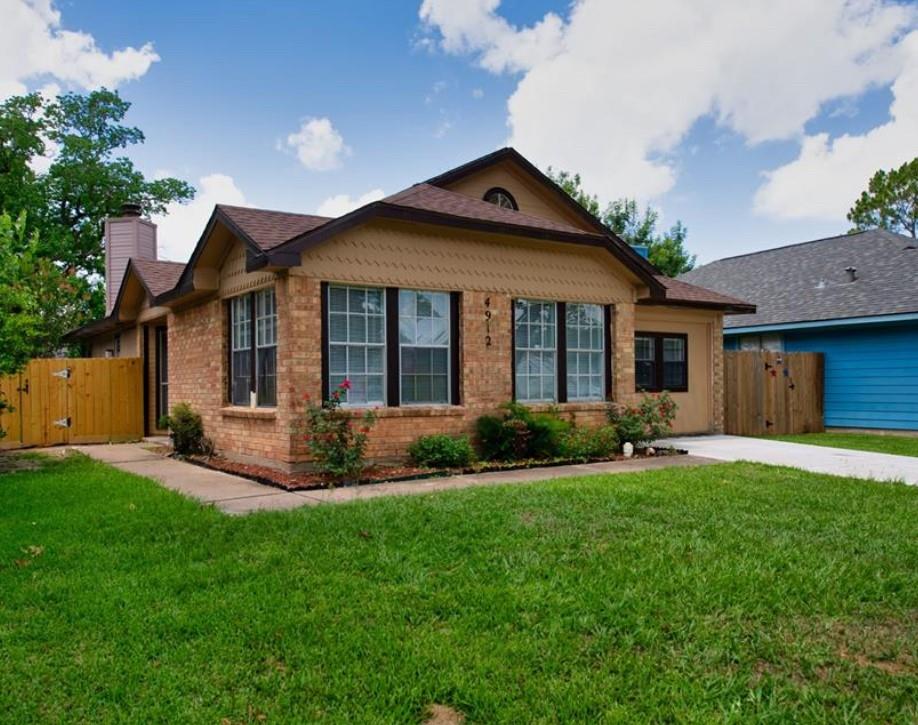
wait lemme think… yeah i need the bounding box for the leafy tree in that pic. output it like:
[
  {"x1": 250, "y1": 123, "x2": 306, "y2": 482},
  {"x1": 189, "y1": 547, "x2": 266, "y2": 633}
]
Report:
[
  {"x1": 0, "y1": 89, "x2": 194, "y2": 323},
  {"x1": 0, "y1": 211, "x2": 80, "y2": 371},
  {"x1": 847, "y1": 158, "x2": 918, "y2": 238},
  {"x1": 547, "y1": 168, "x2": 696, "y2": 276},
  {"x1": 0, "y1": 212, "x2": 80, "y2": 437}
]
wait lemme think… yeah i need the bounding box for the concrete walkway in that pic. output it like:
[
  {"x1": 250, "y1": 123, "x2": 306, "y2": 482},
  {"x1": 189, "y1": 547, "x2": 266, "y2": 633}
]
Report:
[
  {"x1": 69, "y1": 443, "x2": 717, "y2": 515},
  {"x1": 658, "y1": 434, "x2": 918, "y2": 485}
]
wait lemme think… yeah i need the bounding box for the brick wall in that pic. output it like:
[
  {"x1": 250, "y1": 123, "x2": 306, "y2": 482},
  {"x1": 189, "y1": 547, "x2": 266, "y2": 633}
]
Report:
[{"x1": 169, "y1": 277, "x2": 723, "y2": 469}]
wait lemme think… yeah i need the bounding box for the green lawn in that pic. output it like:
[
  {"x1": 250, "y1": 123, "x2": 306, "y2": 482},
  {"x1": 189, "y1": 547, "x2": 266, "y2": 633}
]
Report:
[
  {"x1": 1, "y1": 455, "x2": 916, "y2": 723},
  {"x1": 770, "y1": 431, "x2": 918, "y2": 458}
]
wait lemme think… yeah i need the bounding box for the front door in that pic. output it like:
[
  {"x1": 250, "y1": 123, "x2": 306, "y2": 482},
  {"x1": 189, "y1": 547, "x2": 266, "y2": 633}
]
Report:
[{"x1": 155, "y1": 326, "x2": 168, "y2": 425}]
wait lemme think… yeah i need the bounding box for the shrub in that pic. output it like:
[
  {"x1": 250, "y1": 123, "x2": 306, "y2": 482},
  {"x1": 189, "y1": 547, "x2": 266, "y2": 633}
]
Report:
[
  {"x1": 475, "y1": 402, "x2": 570, "y2": 461},
  {"x1": 297, "y1": 380, "x2": 376, "y2": 484},
  {"x1": 558, "y1": 425, "x2": 620, "y2": 461},
  {"x1": 159, "y1": 403, "x2": 209, "y2": 455},
  {"x1": 408, "y1": 434, "x2": 476, "y2": 469},
  {"x1": 607, "y1": 391, "x2": 678, "y2": 448}
]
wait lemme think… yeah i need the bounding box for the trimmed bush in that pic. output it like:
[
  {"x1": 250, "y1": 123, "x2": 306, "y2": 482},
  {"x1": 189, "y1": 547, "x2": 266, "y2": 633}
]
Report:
[
  {"x1": 408, "y1": 434, "x2": 476, "y2": 469},
  {"x1": 475, "y1": 402, "x2": 570, "y2": 461},
  {"x1": 558, "y1": 425, "x2": 619, "y2": 461},
  {"x1": 159, "y1": 403, "x2": 209, "y2": 455}
]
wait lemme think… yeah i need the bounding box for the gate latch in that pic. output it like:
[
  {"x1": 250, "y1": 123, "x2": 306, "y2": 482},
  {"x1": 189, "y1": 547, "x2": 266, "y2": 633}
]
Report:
[
  {"x1": 53, "y1": 417, "x2": 72, "y2": 429},
  {"x1": 52, "y1": 368, "x2": 71, "y2": 379}
]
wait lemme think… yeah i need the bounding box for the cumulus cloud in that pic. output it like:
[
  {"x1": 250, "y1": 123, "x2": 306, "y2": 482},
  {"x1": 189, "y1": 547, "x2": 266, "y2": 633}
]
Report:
[
  {"x1": 152, "y1": 173, "x2": 248, "y2": 261},
  {"x1": 755, "y1": 31, "x2": 918, "y2": 220},
  {"x1": 0, "y1": 0, "x2": 159, "y2": 99},
  {"x1": 280, "y1": 117, "x2": 351, "y2": 171},
  {"x1": 316, "y1": 188, "x2": 385, "y2": 217},
  {"x1": 419, "y1": 0, "x2": 917, "y2": 211}
]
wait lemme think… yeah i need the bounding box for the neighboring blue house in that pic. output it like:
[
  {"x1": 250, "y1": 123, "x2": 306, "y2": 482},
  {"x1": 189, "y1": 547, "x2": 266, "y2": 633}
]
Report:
[{"x1": 680, "y1": 230, "x2": 918, "y2": 431}]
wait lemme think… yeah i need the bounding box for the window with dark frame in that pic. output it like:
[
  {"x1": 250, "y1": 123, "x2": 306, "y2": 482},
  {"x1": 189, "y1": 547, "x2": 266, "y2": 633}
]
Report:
[
  {"x1": 228, "y1": 288, "x2": 277, "y2": 407},
  {"x1": 512, "y1": 299, "x2": 611, "y2": 404},
  {"x1": 483, "y1": 187, "x2": 518, "y2": 210},
  {"x1": 514, "y1": 299, "x2": 557, "y2": 402},
  {"x1": 634, "y1": 331, "x2": 688, "y2": 392},
  {"x1": 154, "y1": 326, "x2": 168, "y2": 423},
  {"x1": 323, "y1": 283, "x2": 460, "y2": 407}
]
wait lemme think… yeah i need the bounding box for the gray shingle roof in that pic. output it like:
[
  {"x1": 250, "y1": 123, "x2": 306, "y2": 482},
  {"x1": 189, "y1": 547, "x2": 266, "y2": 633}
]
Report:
[{"x1": 679, "y1": 229, "x2": 918, "y2": 328}]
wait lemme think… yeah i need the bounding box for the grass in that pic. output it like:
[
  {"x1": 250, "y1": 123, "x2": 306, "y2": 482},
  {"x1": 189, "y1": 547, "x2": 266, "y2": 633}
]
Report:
[
  {"x1": 1, "y1": 454, "x2": 916, "y2": 723},
  {"x1": 770, "y1": 431, "x2": 918, "y2": 458}
]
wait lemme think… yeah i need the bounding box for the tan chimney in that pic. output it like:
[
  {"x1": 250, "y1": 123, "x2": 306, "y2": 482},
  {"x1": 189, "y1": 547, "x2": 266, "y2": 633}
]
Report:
[{"x1": 105, "y1": 203, "x2": 157, "y2": 314}]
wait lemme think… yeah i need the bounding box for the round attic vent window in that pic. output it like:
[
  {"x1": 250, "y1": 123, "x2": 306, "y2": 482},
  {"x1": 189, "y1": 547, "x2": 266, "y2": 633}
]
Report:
[{"x1": 483, "y1": 187, "x2": 518, "y2": 210}]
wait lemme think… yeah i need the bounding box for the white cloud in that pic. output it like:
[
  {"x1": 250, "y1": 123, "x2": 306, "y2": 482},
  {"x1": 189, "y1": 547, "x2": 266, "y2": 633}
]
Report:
[
  {"x1": 280, "y1": 117, "x2": 351, "y2": 171},
  {"x1": 755, "y1": 30, "x2": 918, "y2": 220},
  {"x1": 471, "y1": 87, "x2": 484, "y2": 99},
  {"x1": 152, "y1": 173, "x2": 248, "y2": 261},
  {"x1": 0, "y1": 0, "x2": 159, "y2": 99},
  {"x1": 419, "y1": 0, "x2": 917, "y2": 208},
  {"x1": 316, "y1": 188, "x2": 385, "y2": 217}
]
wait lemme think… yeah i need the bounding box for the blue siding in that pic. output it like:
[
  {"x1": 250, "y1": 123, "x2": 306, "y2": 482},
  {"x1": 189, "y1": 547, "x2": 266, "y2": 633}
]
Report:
[{"x1": 783, "y1": 323, "x2": 918, "y2": 430}]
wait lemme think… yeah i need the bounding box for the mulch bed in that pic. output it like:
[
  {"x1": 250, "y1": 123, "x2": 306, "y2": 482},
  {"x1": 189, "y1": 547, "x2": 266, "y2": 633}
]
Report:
[{"x1": 177, "y1": 447, "x2": 685, "y2": 492}]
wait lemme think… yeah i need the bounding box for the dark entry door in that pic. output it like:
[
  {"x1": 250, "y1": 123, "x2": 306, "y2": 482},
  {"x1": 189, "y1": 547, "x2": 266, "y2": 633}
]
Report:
[{"x1": 155, "y1": 326, "x2": 168, "y2": 424}]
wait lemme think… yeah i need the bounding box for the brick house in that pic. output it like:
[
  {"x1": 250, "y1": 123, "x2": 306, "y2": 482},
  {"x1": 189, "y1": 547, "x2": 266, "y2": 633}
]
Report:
[{"x1": 68, "y1": 148, "x2": 754, "y2": 469}]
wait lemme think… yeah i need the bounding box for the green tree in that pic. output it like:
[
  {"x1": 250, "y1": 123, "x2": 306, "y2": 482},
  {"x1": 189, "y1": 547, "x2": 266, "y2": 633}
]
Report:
[
  {"x1": 0, "y1": 212, "x2": 81, "y2": 437},
  {"x1": 547, "y1": 168, "x2": 696, "y2": 276},
  {"x1": 847, "y1": 158, "x2": 918, "y2": 238},
  {"x1": 0, "y1": 89, "x2": 194, "y2": 322}
]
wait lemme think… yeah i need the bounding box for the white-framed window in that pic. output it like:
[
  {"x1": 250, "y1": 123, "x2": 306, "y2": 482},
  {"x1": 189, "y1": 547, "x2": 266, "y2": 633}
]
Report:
[
  {"x1": 514, "y1": 299, "x2": 557, "y2": 402},
  {"x1": 566, "y1": 303, "x2": 604, "y2": 400},
  {"x1": 255, "y1": 289, "x2": 278, "y2": 407},
  {"x1": 230, "y1": 295, "x2": 252, "y2": 405},
  {"x1": 327, "y1": 285, "x2": 386, "y2": 405},
  {"x1": 230, "y1": 288, "x2": 277, "y2": 407},
  {"x1": 399, "y1": 289, "x2": 450, "y2": 405}
]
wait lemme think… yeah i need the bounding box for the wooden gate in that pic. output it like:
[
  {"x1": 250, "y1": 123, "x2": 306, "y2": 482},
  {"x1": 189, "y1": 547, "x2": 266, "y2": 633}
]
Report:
[
  {"x1": 0, "y1": 358, "x2": 143, "y2": 449},
  {"x1": 723, "y1": 351, "x2": 824, "y2": 436}
]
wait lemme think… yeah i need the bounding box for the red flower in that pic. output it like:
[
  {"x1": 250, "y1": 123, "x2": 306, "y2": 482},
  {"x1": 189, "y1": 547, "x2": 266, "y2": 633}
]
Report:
[{"x1": 339, "y1": 379, "x2": 352, "y2": 390}]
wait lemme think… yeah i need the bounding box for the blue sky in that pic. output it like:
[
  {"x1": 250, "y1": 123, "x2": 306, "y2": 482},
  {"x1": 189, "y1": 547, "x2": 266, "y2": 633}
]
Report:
[{"x1": 5, "y1": 0, "x2": 917, "y2": 264}]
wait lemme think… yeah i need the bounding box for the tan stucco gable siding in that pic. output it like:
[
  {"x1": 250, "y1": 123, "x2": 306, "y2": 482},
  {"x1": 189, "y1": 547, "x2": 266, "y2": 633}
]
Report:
[
  {"x1": 441, "y1": 161, "x2": 598, "y2": 233},
  {"x1": 296, "y1": 219, "x2": 638, "y2": 303}
]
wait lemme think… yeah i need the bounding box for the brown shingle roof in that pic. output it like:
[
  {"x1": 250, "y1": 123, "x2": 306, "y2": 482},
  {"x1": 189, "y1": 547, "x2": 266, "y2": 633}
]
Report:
[
  {"x1": 651, "y1": 275, "x2": 756, "y2": 312},
  {"x1": 131, "y1": 259, "x2": 186, "y2": 296},
  {"x1": 217, "y1": 204, "x2": 331, "y2": 251},
  {"x1": 383, "y1": 183, "x2": 596, "y2": 238}
]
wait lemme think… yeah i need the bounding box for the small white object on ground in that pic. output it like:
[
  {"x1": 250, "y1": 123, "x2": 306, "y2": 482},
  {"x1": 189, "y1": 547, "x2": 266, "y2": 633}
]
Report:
[
  {"x1": 646, "y1": 447, "x2": 655, "y2": 456},
  {"x1": 623, "y1": 442, "x2": 634, "y2": 458}
]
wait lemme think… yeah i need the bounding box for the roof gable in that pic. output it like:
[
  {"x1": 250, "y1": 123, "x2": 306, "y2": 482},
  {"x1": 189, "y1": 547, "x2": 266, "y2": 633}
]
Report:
[
  {"x1": 425, "y1": 147, "x2": 610, "y2": 235},
  {"x1": 680, "y1": 229, "x2": 918, "y2": 327}
]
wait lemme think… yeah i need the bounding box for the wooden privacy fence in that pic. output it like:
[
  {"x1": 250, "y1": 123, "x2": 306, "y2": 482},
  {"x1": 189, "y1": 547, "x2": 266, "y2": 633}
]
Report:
[
  {"x1": 723, "y1": 351, "x2": 824, "y2": 436},
  {"x1": 0, "y1": 358, "x2": 143, "y2": 449}
]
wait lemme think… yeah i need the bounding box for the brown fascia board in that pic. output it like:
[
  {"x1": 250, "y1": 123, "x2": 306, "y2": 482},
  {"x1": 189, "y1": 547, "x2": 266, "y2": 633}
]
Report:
[
  {"x1": 423, "y1": 146, "x2": 662, "y2": 279},
  {"x1": 258, "y1": 201, "x2": 666, "y2": 297},
  {"x1": 637, "y1": 296, "x2": 757, "y2": 315},
  {"x1": 155, "y1": 206, "x2": 267, "y2": 305}
]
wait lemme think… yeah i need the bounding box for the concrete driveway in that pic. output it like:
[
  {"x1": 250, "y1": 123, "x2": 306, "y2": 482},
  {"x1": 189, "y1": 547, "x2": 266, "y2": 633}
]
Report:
[{"x1": 658, "y1": 434, "x2": 918, "y2": 485}]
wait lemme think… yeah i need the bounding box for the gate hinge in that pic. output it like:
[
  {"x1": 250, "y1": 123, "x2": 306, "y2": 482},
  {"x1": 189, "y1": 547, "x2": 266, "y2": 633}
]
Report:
[
  {"x1": 52, "y1": 368, "x2": 71, "y2": 379},
  {"x1": 53, "y1": 417, "x2": 72, "y2": 429}
]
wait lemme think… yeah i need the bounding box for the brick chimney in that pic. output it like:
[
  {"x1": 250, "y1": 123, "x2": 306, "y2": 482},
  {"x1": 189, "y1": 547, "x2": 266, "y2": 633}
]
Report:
[{"x1": 105, "y1": 203, "x2": 157, "y2": 314}]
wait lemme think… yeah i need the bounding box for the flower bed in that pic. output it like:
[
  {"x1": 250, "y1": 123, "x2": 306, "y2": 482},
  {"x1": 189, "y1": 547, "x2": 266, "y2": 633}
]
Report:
[{"x1": 180, "y1": 446, "x2": 686, "y2": 492}]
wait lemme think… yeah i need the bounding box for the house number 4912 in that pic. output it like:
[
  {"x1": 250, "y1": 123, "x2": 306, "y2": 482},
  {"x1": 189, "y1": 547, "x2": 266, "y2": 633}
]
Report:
[{"x1": 484, "y1": 296, "x2": 492, "y2": 347}]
